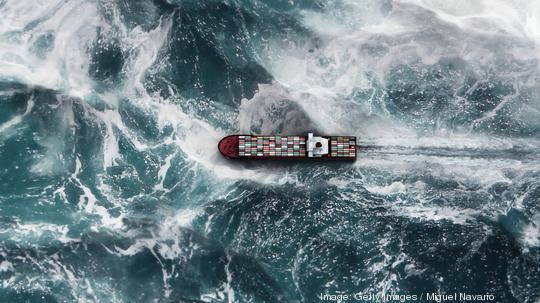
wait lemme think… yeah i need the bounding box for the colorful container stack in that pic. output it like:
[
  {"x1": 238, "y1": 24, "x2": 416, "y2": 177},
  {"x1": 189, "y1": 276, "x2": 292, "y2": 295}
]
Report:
[
  {"x1": 330, "y1": 136, "x2": 356, "y2": 158},
  {"x1": 238, "y1": 135, "x2": 307, "y2": 157}
]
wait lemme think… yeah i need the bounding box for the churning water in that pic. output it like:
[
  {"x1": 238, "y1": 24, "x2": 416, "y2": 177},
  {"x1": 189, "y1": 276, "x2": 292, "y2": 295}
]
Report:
[{"x1": 0, "y1": 0, "x2": 539, "y2": 302}]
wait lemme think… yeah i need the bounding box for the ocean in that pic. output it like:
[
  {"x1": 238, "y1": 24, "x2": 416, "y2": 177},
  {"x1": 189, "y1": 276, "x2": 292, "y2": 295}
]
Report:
[{"x1": 0, "y1": 0, "x2": 539, "y2": 302}]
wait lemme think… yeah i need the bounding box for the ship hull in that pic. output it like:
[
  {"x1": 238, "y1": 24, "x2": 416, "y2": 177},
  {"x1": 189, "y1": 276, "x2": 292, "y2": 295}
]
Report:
[{"x1": 218, "y1": 134, "x2": 356, "y2": 160}]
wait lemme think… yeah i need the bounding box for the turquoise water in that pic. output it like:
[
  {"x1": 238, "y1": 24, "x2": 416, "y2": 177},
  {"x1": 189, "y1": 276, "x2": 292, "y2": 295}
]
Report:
[{"x1": 0, "y1": 0, "x2": 540, "y2": 302}]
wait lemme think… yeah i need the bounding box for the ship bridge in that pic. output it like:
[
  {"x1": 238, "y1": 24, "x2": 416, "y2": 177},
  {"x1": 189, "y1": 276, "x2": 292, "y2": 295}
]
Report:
[{"x1": 307, "y1": 133, "x2": 329, "y2": 157}]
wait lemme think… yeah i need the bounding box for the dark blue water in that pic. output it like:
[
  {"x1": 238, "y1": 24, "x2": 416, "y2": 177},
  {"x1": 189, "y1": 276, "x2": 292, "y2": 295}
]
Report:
[{"x1": 0, "y1": 0, "x2": 539, "y2": 302}]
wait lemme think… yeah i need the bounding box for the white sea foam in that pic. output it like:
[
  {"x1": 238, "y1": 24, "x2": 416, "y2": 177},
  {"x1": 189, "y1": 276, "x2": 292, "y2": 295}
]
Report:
[
  {"x1": 69, "y1": 157, "x2": 124, "y2": 230},
  {"x1": 520, "y1": 215, "x2": 540, "y2": 250},
  {"x1": 326, "y1": 177, "x2": 355, "y2": 189},
  {"x1": 396, "y1": 204, "x2": 482, "y2": 225},
  {"x1": 367, "y1": 181, "x2": 408, "y2": 195},
  {"x1": 246, "y1": 0, "x2": 540, "y2": 146},
  {"x1": 0, "y1": 260, "x2": 14, "y2": 273},
  {"x1": 0, "y1": 96, "x2": 34, "y2": 133},
  {"x1": 154, "y1": 152, "x2": 177, "y2": 191},
  {"x1": 0, "y1": 0, "x2": 99, "y2": 96},
  {"x1": 94, "y1": 109, "x2": 122, "y2": 168},
  {"x1": 0, "y1": 221, "x2": 77, "y2": 244},
  {"x1": 90, "y1": 14, "x2": 288, "y2": 185},
  {"x1": 154, "y1": 98, "x2": 284, "y2": 183}
]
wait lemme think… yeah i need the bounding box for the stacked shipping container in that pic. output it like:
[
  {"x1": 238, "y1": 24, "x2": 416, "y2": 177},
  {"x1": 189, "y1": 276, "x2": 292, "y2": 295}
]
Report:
[
  {"x1": 239, "y1": 136, "x2": 307, "y2": 157},
  {"x1": 235, "y1": 135, "x2": 356, "y2": 159},
  {"x1": 330, "y1": 136, "x2": 356, "y2": 158}
]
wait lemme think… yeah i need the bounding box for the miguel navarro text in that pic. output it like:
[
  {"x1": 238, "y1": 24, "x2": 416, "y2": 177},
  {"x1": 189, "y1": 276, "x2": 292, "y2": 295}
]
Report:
[{"x1": 318, "y1": 292, "x2": 496, "y2": 302}]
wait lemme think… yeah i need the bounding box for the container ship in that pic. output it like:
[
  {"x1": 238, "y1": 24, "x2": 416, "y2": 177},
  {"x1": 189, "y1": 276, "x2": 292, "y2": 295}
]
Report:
[{"x1": 218, "y1": 133, "x2": 356, "y2": 160}]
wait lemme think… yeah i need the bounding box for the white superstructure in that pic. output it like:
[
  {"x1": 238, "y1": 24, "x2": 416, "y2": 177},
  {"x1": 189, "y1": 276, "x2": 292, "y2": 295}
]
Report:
[{"x1": 307, "y1": 133, "x2": 329, "y2": 157}]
